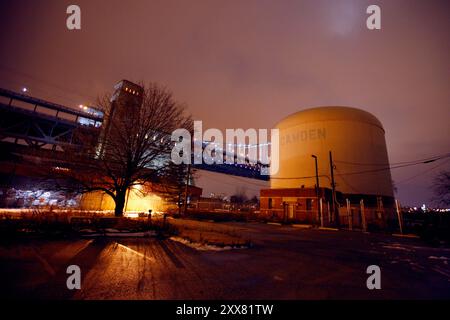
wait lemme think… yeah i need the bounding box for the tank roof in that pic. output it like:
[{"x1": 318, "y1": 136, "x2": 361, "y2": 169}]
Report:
[{"x1": 276, "y1": 106, "x2": 384, "y2": 132}]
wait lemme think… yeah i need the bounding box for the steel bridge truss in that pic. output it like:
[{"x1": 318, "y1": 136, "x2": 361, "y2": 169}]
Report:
[{"x1": 0, "y1": 88, "x2": 102, "y2": 151}]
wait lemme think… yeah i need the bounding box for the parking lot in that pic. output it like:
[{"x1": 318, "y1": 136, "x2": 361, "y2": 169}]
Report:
[{"x1": 0, "y1": 221, "x2": 449, "y2": 299}]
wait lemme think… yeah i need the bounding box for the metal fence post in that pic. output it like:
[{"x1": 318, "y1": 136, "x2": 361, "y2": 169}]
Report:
[
  {"x1": 320, "y1": 198, "x2": 324, "y2": 227},
  {"x1": 346, "y1": 198, "x2": 352, "y2": 231},
  {"x1": 360, "y1": 199, "x2": 367, "y2": 232}
]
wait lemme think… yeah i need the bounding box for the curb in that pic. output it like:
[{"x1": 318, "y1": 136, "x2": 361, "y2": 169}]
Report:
[
  {"x1": 318, "y1": 227, "x2": 339, "y2": 231},
  {"x1": 292, "y1": 224, "x2": 313, "y2": 229},
  {"x1": 392, "y1": 233, "x2": 420, "y2": 239}
]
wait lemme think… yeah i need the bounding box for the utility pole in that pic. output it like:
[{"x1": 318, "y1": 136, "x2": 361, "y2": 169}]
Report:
[
  {"x1": 329, "y1": 150, "x2": 339, "y2": 226},
  {"x1": 183, "y1": 164, "x2": 191, "y2": 215},
  {"x1": 311, "y1": 155, "x2": 321, "y2": 225},
  {"x1": 395, "y1": 199, "x2": 403, "y2": 235}
]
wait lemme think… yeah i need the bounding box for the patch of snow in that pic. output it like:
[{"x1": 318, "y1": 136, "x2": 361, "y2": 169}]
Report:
[
  {"x1": 170, "y1": 236, "x2": 247, "y2": 251},
  {"x1": 382, "y1": 245, "x2": 414, "y2": 252},
  {"x1": 82, "y1": 231, "x2": 155, "y2": 238},
  {"x1": 81, "y1": 233, "x2": 102, "y2": 237},
  {"x1": 428, "y1": 256, "x2": 449, "y2": 261},
  {"x1": 79, "y1": 228, "x2": 96, "y2": 233},
  {"x1": 432, "y1": 267, "x2": 450, "y2": 280},
  {"x1": 409, "y1": 262, "x2": 425, "y2": 271},
  {"x1": 409, "y1": 245, "x2": 450, "y2": 252}
]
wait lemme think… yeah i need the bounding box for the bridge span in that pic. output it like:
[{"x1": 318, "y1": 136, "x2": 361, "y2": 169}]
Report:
[{"x1": 0, "y1": 88, "x2": 269, "y2": 181}]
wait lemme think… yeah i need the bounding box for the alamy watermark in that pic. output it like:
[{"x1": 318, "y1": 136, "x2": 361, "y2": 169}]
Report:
[
  {"x1": 64, "y1": 263, "x2": 383, "y2": 291},
  {"x1": 66, "y1": 264, "x2": 81, "y2": 290},
  {"x1": 67, "y1": 4, "x2": 381, "y2": 31},
  {"x1": 66, "y1": 5, "x2": 81, "y2": 30},
  {"x1": 366, "y1": 5, "x2": 381, "y2": 30},
  {"x1": 171, "y1": 121, "x2": 280, "y2": 176},
  {"x1": 366, "y1": 265, "x2": 381, "y2": 290}
]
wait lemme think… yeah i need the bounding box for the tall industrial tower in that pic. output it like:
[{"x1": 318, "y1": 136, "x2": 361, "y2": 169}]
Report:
[{"x1": 97, "y1": 80, "x2": 144, "y2": 158}]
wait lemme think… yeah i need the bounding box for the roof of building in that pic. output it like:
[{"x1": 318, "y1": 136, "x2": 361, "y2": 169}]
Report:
[{"x1": 276, "y1": 106, "x2": 384, "y2": 132}]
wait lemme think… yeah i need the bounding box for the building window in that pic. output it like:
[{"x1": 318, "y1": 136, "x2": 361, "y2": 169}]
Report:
[
  {"x1": 306, "y1": 198, "x2": 312, "y2": 211},
  {"x1": 268, "y1": 198, "x2": 273, "y2": 209}
]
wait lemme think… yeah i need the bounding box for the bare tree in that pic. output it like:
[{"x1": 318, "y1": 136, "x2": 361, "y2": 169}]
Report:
[
  {"x1": 156, "y1": 162, "x2": 197, "y2": 214},
  {"x1": 51, "y1": 83, "x2": 192, "y2": 216},
  {"x1": 432, "y1": 170, "x2": 450, "y2": 206},
  {"x1": 230, "y1": 187, "x2": 248, "y2": 205}
]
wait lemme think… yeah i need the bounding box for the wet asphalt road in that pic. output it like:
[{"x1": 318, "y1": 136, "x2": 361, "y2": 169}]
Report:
[{"x1": 0, "y1": 221, "x2": 449, "y2": 299}]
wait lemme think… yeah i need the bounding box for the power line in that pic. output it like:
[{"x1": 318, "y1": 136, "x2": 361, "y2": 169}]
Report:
[
  {"x1": 334, "y1": 152, "x2": 450, "y2": 167},
  {"x1": 396, "y1": 158, "x2": 450, "y2": 185},
  {"x1": 270, "y1": 154, "x2": 450, "y2": 180},
  {"x1": 0, "y1": 64, "x2": 98, "y2": 103},
  {"x1": 0, "y1": 76, "x2": 89, "y2": 107},
  {"x1": 197, "y1": 173, "x2": 264, "y2": 192},
  {"x1": 270, "y1": 174, "x2": 329, "y2": 180},
  {"x1": 336, "y1": 155, "x2": 450, "y2": 177},
  {"x1": 333, "y1": 167, "x2": 361, "y2": 194},
  {"x1": 224, "y1": 173, "x2": 270, "y2": 187}
]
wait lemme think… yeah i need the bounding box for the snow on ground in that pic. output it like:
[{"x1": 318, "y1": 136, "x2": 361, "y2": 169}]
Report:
[
  {"x1": 382, "y1": 244, "x2": 415, "y2": 252},
  {"x1": 428, "y1": 256, "x2": 449, "y2": 261},
  {"x1": 170, "y1": 236, "x2": 248, "y2": 251},
  {"x1": 81, "y1": 231, "x2": 156, "y2": 238}
]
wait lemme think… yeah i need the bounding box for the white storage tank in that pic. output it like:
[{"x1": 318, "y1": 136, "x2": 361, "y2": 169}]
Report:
[{"x1": 271, "y1": 106, "x2": 394, "y2": 197}]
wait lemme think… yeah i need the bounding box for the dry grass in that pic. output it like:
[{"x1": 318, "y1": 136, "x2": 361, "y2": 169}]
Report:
[
  {"x1": 166, "y1": 218, "x2": 250, "y2": 247},
  {"x1": 0, "y1": 209, "x2": 157, "y2": 239},
  {"x1": 0, "y1": 209, "x2": 251, "y2": 247}
]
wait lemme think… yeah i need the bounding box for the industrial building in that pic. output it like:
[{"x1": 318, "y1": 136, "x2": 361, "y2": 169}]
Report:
[{"x1": 260, "y1": 106, "x2": 397, "y2": 230}]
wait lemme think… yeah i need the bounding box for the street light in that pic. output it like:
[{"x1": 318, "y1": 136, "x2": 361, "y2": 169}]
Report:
[{"x1": 311, "y1": 155, "x2": 322, "y2": 226}]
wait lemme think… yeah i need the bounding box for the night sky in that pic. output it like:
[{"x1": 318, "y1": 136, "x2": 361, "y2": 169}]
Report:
[{"x1": 0, "y1": 0, "x2": 449, "y2": 206}]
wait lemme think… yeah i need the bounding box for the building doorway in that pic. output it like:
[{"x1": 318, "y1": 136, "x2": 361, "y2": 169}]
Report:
[{"x1": 283, "y1": 202, "x2": 295, "y2": 221}]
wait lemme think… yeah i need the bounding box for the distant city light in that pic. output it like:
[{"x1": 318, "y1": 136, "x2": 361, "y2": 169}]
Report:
[
  {"x1": 124, "y1": 212, "x2": 139, "y2": 218},
  {"x1": 21, "y1": 87, "x2": 28, "y2": 93}
]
